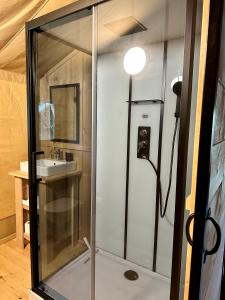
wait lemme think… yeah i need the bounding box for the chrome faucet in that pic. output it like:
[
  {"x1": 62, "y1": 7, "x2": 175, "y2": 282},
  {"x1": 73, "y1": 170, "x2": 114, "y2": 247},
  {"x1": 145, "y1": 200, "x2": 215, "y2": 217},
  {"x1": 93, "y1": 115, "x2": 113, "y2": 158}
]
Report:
[{"x1": 53, "y1": 148, "x2": 62, "y2": 160}]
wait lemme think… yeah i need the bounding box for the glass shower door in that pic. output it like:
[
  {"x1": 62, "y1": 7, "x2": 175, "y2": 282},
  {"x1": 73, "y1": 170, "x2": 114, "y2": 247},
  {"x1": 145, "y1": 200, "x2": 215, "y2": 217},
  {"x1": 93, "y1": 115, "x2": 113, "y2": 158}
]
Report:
[
  {"x1": 26, "y1": 0, "x2": 206, "y2": 299},
  {"x1": 29, "y1": 7, "x2": 93, "y2": 300},
  {"x1": 95, "y1": 1, "x2": 203, "y2": 300},
  {"x1": 95, "y1": 0, "x2": 188, "y2": 277}
]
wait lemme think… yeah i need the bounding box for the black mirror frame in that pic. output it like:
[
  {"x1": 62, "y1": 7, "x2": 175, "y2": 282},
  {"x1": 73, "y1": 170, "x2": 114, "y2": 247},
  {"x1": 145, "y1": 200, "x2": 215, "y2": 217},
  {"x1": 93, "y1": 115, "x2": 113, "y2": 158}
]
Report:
[{"x1": 49, "y1": 83, "x2": 80, "y2": 144}]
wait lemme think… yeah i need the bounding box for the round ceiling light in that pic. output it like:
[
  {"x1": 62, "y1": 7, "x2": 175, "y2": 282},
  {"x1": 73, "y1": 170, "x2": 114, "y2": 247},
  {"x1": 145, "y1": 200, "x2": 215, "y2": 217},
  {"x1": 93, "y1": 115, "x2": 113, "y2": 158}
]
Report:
[{"x1": 123, "y1": 47, "x2": 146, "y2": 75}]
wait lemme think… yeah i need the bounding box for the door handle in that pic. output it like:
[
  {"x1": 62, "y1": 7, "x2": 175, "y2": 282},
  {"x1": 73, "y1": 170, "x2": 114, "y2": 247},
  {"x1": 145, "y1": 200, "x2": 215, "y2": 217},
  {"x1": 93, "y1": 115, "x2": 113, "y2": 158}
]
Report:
[
  {"x1": 31, "y1": 151, "x2": 44, "y2": 183},
  {"x1": 185, "y1": 209, "x2": 221, "y2": 262},
  {"x1": 185, "y1": 213, "x2": 195, "y2": 246}
]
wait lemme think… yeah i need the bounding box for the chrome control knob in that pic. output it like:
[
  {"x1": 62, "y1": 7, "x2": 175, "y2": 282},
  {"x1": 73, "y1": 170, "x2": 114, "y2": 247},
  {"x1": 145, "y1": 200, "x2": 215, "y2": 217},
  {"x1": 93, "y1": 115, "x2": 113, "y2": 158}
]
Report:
[
  {"x1": 138, "y1": 140, "x2": 148, "y2": 149},
  {"x1": 139, "y1": 129, "x2": 148, "y2": 138}
]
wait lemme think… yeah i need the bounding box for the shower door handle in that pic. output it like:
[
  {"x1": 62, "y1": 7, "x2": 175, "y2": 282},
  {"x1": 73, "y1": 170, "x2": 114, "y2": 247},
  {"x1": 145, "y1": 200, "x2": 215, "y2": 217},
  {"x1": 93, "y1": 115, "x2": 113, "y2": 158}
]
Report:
[
  {"x1": 185, "y1": 209, "x2": 221, "y2": 262},
  {"x1": 31, "y1": 151, "x2": 44, "y2": 183},
  {"x1": 185, "y1": 213, "x2": 195, "y2": 246}
]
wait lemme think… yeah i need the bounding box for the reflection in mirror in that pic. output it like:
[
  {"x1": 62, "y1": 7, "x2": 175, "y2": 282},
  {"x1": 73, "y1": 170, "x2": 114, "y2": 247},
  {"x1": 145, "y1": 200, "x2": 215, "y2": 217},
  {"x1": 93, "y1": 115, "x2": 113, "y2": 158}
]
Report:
[{"x1": 50, "y1": 84, "x2": 80, "y2": 143}]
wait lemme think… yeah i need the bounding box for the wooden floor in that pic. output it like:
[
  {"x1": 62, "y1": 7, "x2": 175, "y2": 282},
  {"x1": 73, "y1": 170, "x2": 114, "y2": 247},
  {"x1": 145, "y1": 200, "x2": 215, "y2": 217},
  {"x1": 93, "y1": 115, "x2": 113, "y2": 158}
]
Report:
[{"x1": 0, "y1": 239, "x2": 30, "y2": 300}]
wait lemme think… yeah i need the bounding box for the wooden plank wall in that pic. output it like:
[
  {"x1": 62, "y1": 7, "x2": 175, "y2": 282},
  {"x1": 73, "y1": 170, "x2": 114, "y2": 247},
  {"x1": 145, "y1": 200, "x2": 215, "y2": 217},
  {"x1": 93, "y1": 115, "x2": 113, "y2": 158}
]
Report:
[{"x1": 0, "y1": 69, "x2": 27, "y2": 241}]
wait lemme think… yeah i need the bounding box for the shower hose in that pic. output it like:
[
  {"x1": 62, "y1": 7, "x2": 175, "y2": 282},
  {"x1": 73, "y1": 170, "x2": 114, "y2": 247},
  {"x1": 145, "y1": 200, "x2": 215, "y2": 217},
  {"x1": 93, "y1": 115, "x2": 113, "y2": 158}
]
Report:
[{"x1": 147, "y1": 117, "x2": 179, "y2": 218}]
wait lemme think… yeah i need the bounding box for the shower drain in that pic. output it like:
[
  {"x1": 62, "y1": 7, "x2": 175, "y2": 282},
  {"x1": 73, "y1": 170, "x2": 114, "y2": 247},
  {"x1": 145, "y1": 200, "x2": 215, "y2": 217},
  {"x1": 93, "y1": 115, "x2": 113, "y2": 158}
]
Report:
[{"x1": 124, "y1": 270, "x2": 139, "y2": 281}]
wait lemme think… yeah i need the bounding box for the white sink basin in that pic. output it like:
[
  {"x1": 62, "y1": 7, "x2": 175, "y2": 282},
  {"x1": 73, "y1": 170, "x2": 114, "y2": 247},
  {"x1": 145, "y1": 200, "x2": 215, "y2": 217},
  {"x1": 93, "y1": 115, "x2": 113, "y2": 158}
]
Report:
[{"x1": 20, "y1": 159, "x2": 77, "y2": 177}]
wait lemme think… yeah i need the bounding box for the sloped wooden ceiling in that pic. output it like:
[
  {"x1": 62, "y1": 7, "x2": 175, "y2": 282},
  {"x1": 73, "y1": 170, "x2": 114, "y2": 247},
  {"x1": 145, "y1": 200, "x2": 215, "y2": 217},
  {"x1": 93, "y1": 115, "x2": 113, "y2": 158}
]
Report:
[{"x1": 0, "y1": 0, "x2": 78, "y2": 73}]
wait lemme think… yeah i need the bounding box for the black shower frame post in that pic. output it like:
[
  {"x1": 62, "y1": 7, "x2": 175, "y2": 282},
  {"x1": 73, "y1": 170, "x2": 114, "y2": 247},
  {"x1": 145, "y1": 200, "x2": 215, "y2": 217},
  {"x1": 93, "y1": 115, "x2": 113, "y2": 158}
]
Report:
[
  {"x1": 26, "y1": 24, "x2": 40, "y2": 293},
  {"x1": 170, "y1": 0, "x2": 197, "y2": 299},
  {"x1": 188, "y1": 1, "x2": 224, "y2": 299},
  {"x1": 124, "y1": 76, "x2": 132, "y2": 259},
  {"x1": 152, "y1": 101, "x2": 164, "y2": 272},
  {"x1": 170, "y1": 1, "x2": 223, "y2": 298},
  {"x1": 152, "y1": 40, "x2": 167, "y2": 272}
]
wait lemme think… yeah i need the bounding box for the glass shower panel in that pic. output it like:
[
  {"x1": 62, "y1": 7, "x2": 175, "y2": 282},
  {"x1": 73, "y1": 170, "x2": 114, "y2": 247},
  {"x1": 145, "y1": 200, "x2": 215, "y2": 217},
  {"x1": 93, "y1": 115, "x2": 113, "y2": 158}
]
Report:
[
  {"x1": 95, "y1": 0, "x2": 189, "y2": 299},
  {"x1": 33, "y1": 9, "x2": 93, "y2": 299}
]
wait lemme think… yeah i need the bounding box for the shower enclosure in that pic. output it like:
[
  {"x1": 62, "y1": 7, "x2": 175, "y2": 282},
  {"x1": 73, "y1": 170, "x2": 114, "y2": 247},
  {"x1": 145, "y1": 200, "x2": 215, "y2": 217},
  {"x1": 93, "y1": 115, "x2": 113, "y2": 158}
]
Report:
[{"x1": 26, "y1": 0, "x2": 203, "y2": 299}]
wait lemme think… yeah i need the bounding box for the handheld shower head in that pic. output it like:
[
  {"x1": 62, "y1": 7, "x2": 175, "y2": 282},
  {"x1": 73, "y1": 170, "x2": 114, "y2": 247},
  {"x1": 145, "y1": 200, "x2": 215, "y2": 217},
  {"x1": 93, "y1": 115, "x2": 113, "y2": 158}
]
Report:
[
  {"x1": 145, "y1": 77, "x2": 182, "y2": 221},
  {"x1": 171, "y1": 76, "x2": 182, "y2": 96},
  {"x1": 171, "y1": 76, "x2": 182, "y2": 118}
]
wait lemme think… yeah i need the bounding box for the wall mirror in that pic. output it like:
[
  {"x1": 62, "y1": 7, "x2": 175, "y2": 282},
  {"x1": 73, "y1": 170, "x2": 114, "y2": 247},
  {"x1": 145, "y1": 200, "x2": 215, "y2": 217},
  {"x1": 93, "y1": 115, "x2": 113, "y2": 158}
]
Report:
[{"x1": 50, "y1": 83, "x2": 80, "y2": 143}]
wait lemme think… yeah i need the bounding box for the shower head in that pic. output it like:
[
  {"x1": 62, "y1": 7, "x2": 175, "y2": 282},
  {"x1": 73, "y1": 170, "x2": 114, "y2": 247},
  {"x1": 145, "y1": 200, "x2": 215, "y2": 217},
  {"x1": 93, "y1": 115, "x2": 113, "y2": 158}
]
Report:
[
  {"x1": 171, "y1": 76, "x2": 182, "y2": 97},
  {"x1": 171, "y1": 76, "x2": 183, "y2": 118},
  {"x1": 104, "y1": 16, "x2": 147, "y2": 37}
]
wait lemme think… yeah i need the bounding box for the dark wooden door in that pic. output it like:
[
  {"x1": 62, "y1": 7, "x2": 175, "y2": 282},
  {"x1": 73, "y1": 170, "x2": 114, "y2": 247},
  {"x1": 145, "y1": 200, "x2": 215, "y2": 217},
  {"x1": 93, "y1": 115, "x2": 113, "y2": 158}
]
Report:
[{"x1": 188, "y1": 1, "x2": 225, "y2": 299}]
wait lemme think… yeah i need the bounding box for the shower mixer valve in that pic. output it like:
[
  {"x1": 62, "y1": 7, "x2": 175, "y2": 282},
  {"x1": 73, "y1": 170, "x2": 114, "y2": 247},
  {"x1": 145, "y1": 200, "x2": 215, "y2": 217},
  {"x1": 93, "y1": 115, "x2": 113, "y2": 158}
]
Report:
[
  {"x1": 139, "y1": 128, "x2": 148, "y2": 138},
  {"x1": 137, "y1": 126, "x2": 151, "y2": 159}
]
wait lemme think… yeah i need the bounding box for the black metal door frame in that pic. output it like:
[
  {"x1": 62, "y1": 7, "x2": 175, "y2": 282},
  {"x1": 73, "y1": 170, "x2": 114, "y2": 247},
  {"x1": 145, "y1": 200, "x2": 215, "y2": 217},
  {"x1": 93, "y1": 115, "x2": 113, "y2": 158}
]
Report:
[
  {"x1": 26, "y1": 1, "x2": 108, "y2": 299},
  {"x1": 170, "y1": 0, "x2": 198, "y2": 298},
  {"x1": 26, "y1": 0, "x2": 208, "y2": 299},
  {"x1": 188, "y1": 1, "x2": 224, "y2": 299}
]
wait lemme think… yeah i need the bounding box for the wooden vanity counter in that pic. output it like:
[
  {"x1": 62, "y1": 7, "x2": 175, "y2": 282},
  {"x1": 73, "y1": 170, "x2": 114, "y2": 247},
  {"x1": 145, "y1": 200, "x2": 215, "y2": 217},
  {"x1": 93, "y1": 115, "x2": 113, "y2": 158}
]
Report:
[
  {"x1": 40, "y1": 169, "x2": 82, "y2": 183},
  {"x1": 9, "y1": 169, "x2": 82, "y2": 182},
  {"x1": 9, "y1": 170, "x2": 29, "y2": 180},
  {"x1": 9, "y1": 169, "x2": 82, "y2": 252}
]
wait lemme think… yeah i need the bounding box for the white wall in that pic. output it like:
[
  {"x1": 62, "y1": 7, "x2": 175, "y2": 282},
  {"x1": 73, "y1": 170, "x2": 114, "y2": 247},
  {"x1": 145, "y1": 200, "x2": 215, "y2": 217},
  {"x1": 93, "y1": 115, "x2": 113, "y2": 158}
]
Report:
[
  {"x1": 96, "y1": 37, "x2": 198, "y2": 278},
  {"x1": 96, "y1": 53, "x2": 128, "y2": 256}
]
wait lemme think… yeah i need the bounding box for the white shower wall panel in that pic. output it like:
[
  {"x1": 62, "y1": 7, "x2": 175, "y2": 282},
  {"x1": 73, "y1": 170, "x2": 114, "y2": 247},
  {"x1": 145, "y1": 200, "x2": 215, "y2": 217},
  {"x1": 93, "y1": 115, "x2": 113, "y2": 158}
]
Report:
[
  {"x1": 96, "y1": 38, "x2": 195, "y2": 277},
  {"x1": 127, "y1": 103, "x2": 161, "y2": 268},
  {"x1": 96, "y1": 52, "x2": 128, "y2": 257}
]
